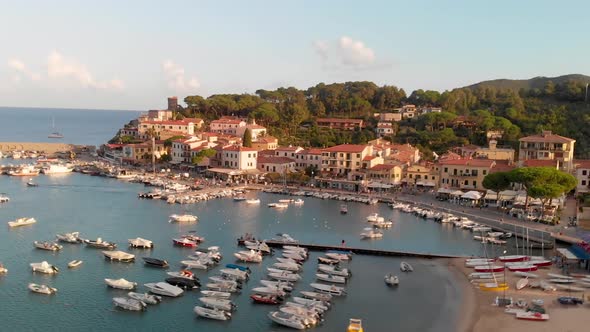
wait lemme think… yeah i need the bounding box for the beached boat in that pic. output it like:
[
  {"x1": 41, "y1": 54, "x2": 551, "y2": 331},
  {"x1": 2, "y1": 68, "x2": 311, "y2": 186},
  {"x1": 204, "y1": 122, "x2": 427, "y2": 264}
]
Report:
[
  {"x1": 128, "y1": 237, "x2": 153, "y2": 248},
  {"x1": 194, "y1": 306, "x2": 232, "y2": 321},
  {"x1": 530, "y1": 259, "x2": 552, "y2": 267},
  {"x1": 128, "y1": 292, "x2": 161, "y2": 304},
  {"x1": 548, "y1": 278, "x2": 575, "y2": 284},
  {"x1": 400, "y1": 262, "x2": 413, "y2": 272},
  {"x1": 316, "y1": 273, "x2": 346, "y2": 284},
  {"x1": 169, "y1": 214, "x2": 198, "y2": 222},
  {"x1": 201, "y1": 290, "x2": 231, "y2": 299},
  {"x1": 142, "y1": 257, "x2": 168, "y2": 267},
  {"x1": 30, "y1": 261, "x2": 59, "y2": 274},
  {"x1": 67, "y1": 260, "x2": 83, "y2": 268},
  {"x1": 384, "y1": 274, "x2": 399, "y2": 286},
  {"x1": 102, "y1": 250, "x2": 135, "y2": 262},
  {"x1": 479, "y1": 282, "x2": 509, "y2": 291},
  {"x1": 34, "y1": 241, "x2": 63, "y2": 251},
  {"x1": 268, "y1": 311, "x2": 309, "y2": 330},
  {"x1": 220, "y1": 268, "x2": 249, "y2": 281},
  {"x1": 506, "y1": 264, "x2": 538, "y2": 272},
  {"x1": 514, "y1": 271, "x2": 538, "y2": 278},
  {"x1": 56, "y1": 232, "x2": 81, "y2": 243},
  {"x1": 105, "y1": 278, "x2": 137, "y2": 290},
  {"x1": 84, "y1": 238, "x2": 116, "y2": 249},
  {"x1": 8, "y1": 217, "x2": 36, "y2": 227},
  {"x1": 112, "y1": 297, "x2": 146, "y2": 311},
  {"x1": 474, "y1": 265, "x2": 504, "y2": 273},
  {"x1": 516, "y1": 278, "x2": 529, "y2": 290},
  {"x1": 553, "y1": 284, "x2": 585, "y2": 292},
  {"x1": 310, "y1": 283, "x2": 346, "y2": 296},
  {"x1": 173, "y1": 238, "x2": 199, "y2": 247},
  {"x1": 144, "y1": 282, "x2": 184, "y2": 297},
  {"x1": 516, "y1": 311, "x2": 549, "y2": 321},
  {"x1": 199, "y1": 297, "x2": 236, "y2": 311},
  {"x1": 28, "y1": 283, "x2": 57, "y2": 295},
  {"x1": 498, "y1": 255, "x2": 528, "y2": 262},
  {"x1": 547, "y1": 273, "x2": 574, "y2": 280}
]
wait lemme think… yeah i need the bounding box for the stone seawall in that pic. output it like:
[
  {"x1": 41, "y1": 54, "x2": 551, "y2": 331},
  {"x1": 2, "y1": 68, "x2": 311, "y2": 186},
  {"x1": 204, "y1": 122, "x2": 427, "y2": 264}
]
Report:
[{"x1": 0, "y1": 142, "x2": 75, "y2": 154}]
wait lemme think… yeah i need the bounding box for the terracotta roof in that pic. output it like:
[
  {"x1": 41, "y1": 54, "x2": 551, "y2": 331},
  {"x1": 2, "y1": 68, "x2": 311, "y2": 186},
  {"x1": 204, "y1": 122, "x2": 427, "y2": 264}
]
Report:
[
  {"x1": 298, "y1": 149, "x2": 323, "y2": 155},
  {"x1": 317, "y1": 118, "x2": 363, "y2": 124},
  {"x1": 522, "y1": 159, "x2": 559, "y2": 168},
  {"x1": 323, "y1": 144, "x2": 368, "y2": 153},
  {"x1": 490, "y1": 161, "x2": 516, "y2": 173},
  {"x1": 439, "y1": 159, "x2": 495, "y2": 167},
  {"x1": 247, "y1": 124, "x2": 267, "y2": 130},
  {"x1": 258, "y1": 149, "x2": 276, "y2": 157},
  {"x1": 140, "y1": 119, "x2": 198, "y2": 126},
  {"x1": 363, "y1": 156, "x2": 377, "y2": 161},
  {"x1": 439, "y1": 151, "x2": 462, "y2": 161},
  {"x1": 369, "y1": 164, "x2": 398, "y2": 171},
  {"x1": 519, "y1": 131, "x2": 574, "y2": 143},
  {"x1": 106, "y1": 144, "x2": 124, "y2": 149},
  {"x1": 211, "y1": 118, "x2": 244, "y2": 125},
  {"x1": 574, "y1": 159, "x2": 590, "y2": 169},
  {"x1": 276, "y1": 146, "x2": 303, "y2": 151},
  {"x1": 257, "y1": 156, "x2": 295, "y2": 164},
  {"x1": 223, "y1": 145, "x2": 257, "y2": 152}
]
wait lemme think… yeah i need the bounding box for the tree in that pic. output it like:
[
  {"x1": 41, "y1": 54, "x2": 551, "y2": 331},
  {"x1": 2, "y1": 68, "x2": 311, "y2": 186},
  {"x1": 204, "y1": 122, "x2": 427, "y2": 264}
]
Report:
[
  {"x1": 509, "y1": 167, "x2": 577, "y2": 211},
  {"x1": 243, "y1": 128, "x2": 253, "y2": 147},
  {"x1": 191, "y1": 148, "x2": 217, "y2": 165},
  {"x1": 482, "y1": 172, "x2": 511, "y2": 203}
]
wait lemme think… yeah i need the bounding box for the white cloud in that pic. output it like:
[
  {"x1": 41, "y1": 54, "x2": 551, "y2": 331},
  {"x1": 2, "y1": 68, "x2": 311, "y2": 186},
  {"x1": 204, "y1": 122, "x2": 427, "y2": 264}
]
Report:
[
  {"x1": 47, "y1": 51, "x2": 124, "y2": 90},
  {"x1": 162, "y1": 60, "x2": 200, "y2": 91},
  {"x1": 8, "y1": 58, "x2": 41, "y2": 81},
  {"x1": 312, "y1": 36, "x2": 379, "y2": 70}
]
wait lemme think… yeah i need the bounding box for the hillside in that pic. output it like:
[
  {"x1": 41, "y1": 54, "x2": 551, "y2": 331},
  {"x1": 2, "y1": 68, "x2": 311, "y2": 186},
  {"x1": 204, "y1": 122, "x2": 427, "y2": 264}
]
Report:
[{"x1": 465, "y1": 74, "x2": 590, "y2": 91}]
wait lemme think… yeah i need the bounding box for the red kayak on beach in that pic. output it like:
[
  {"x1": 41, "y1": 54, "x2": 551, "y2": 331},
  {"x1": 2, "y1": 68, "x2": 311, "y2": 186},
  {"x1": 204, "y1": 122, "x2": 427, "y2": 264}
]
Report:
[{"x1": 498, "y1": 255, "x2": 528, "y2": 262}]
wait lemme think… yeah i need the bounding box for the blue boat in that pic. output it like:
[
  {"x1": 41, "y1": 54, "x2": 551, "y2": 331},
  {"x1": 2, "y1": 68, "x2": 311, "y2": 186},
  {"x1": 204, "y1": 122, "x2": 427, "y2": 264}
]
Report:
[{"x1": 225, "y1": 264, "x2": 251, "y2": 273}]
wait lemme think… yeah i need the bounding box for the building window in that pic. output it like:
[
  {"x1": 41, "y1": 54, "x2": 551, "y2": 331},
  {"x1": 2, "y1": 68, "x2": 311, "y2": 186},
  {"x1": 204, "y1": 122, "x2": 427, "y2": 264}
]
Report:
[
  {"x1": 444, "y1": 167, "x2": 448, "y2": 173},
  {"x1": 582, "y1": 180, "x2": 586, "y2": 186},
  {"x1": 583, "y1": 170, "x2": 588, "y2": 176},
  {"x1": 483, "y1": 170, "x2": 487, "y2": 175},
  {"x1": 473, "y1": 181, "x2": 476, "y2": 187}
]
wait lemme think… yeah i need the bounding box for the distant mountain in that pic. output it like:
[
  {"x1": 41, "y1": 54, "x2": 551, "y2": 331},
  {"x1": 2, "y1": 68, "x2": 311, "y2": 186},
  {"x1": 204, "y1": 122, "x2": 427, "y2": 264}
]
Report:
[{"x1": 465, "y1": 74, "x2": 590, "y2": 91}]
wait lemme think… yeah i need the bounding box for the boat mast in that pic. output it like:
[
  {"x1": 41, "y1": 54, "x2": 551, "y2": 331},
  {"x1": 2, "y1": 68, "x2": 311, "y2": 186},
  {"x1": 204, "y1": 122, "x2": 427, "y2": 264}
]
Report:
[{"x1": 151, "y1": 137, "x2": 156, "y2": 175}]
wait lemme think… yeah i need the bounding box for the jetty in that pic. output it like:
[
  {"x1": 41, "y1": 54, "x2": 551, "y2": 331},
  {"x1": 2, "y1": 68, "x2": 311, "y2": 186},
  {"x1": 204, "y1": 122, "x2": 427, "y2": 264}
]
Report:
[{"x1": 237, "y1": 239, "x2": 465, "y2": 258}]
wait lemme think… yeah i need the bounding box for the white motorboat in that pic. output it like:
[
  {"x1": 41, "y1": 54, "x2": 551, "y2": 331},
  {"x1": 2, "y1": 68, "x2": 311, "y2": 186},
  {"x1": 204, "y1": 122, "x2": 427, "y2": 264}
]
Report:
[
  {"x1": 268, "y1": 203, "x2": 289, "y2": 209},
  {"x1": 292, "y1": 296, "x2": 330, "y2": 309},
  {"x1": 268, "y1": 311, "x2": 308, "y2": 330},
  {"x1": 0, "y1": 263, "x2": 8, "y2": 274},
  {"x1": 169, "y1": 214, "x2": 198, "y2": 222},
  {"x1": 366, "y1": 213, "x2": 385, "y2": 223},
  {"x1": 200, "y1": 290, "x2": 231, "y2": 299},
  {"x1": 267, "y1": 267, "x2": 290, "y2": 274},
  {"x1": 209, "y1": 277, "x2": 241, "y2": 288},
  {"x1": 199, "y1": 297, "x2": 236, "y2": 311},
  {"x1": 278, "y1": 199, "x2": 293, "y2": 203},
  {"x1": 144, "y1": 282, "x2": 184, "y2": 297},
  {"x1": 220, "y1": 268, "x2": 249, "y2": 281},
  {"x1": 293, "y1": 199, "x2": 304, "y2": 205},
  {"x1": 260, "y1": 280, "x2": 293, "y2": 292},
  {"x1": 318, "y1": 264, "x2": 351, "y2": 277},
  {"x1": 56, "y1": 232, "x2": 81, "y2": 243},
  {"x1": 300, "y1": 291, "x2": 332, "y2": 302},
  {"x1": 318, "y1": 257, "x2": 339, "y2": 265},
  {"x1": 128, "y1": 237, "x2": 153, "y2": 248},
  {"x1": 84, "y1": 237, "x2": 116, "y2": 249},
  {"x1": 316, "y1": 273, "x2": 346, "y2": 284},
  {"x1": 283, "y1": 245, "x2": 307, "y2": 253},
  {"x1": 206, "y1": 283, "x2": 239, "y2": 293},
  {"x1": 28, "y1": 283, "x2": 57, "y2": 295},
  {"x1": 514, "y1": 271, "x2": 539, "y2": 278},
  {"x1": 310, "y1": 283, "x2": 346, "y2": 296},
  {"x1": 276, "y1": 257, "x2": 300, "y2": 265},
  {"x1": 284, "y1": 301, "x2": 327, "y2": 314},
  {"x1": 272, "y1": 233, "x2": 298, "y2": 243},
  {"x1": 128, "y1": 292, "x2": 161, "y2": 304},
  {"x1": 400, "y1": 262, "x2": 413, "y2": 272},
  {"x1": 373, "y1": 220, "x2": 393, "y2": 228},
  {"x1": 105, "y1": 278, "x2": 137, "y2": 290},
  {"x1": 269, "y1": 272, "x2": 301, "y2": 282},
  {"x1": 385, "y1": 274, "x2": 399, "y2": 286},
  {"x1": 325, "y1": 252, "x2": 351, "y2": 261},
  {"x1": 0, "y1": 194, "x2": 10, "y2": 203},
  {"x1": 279, "y1": 306, "x2": 320, "y2": 326},
  {"x1": 194, "y1": 306, "x2": 232, "y2": 321},
  {"x1": 245, "y1": 199, "x2": 260, "y2": 204},
  {"x1": 167, "y1": 270, "x2": 198, "y2": 280},
  {"x1": 234, "y1": 250, "x2": 263, "y2": 263},
  {"x1": 102, "y1": 250, "x2": 135, "y2": 262},
  {"x1": 112, "y1": 297, "x2": 146, "y2": 311},
  {"x1": 273, "y1": 262, "x2": 301, "y2": 272},
  {"x1": 41, "y1": 164, "x2": 73, "y2": 174},
  {"x1": 360, "y1": 228, "x2": 383, "y2": 239},
  {"x1": 67, "y1": 260, "x2": 83, "y2": 268},
  {"x1": 251, "y1": 287, "x2": 287, "y2": 297},
  {"x1": 181, "y1": 260, "x2": 209, "y2": 270},
  {"x1": 8, "y1": 217, "x2": 36, "y2": 227},
  {"x1": 282, "y1": 252, "x2": 306, "y2": 261},
  {"x1": 30, "y1": 261, "x2": 59, "y2": 274},
  {"x1": 34, "y1": 241, "x2": 63, "y2": 251}
]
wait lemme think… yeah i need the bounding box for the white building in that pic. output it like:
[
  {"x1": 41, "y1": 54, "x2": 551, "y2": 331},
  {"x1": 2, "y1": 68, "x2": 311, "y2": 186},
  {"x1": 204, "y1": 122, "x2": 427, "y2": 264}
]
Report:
[
  {"x1": 574, "y1": 160, "x2": 590, "y2": 194},
  {"x1": 257, "y1": 156, "x2": 296, "y2": 173},
  {"x1": 375, "y1": 122, "x2": 394, "y2": 137},
  {"x1": 210, "y1": 117, "x2": 247, "y2": 136},
  {"x1": 220, "y1": 145, "x2": 258, "y2": 170},
  {"x1": 294, "y1": 149, "x2": 323, "y2": 172},
  {"x1": 171, "y1": 137, "x2": 207, "y2": 164},
  {"x1": 235, "y1": 122, "x2": 267, "y2": 140}
]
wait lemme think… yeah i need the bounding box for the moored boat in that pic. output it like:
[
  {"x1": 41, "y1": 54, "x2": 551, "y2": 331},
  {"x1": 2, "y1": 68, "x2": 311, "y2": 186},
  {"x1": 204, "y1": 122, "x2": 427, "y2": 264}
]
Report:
[
  {"x1": 199, "y1": 297, "x2": 236, "y2": 311},
  {"x1": 112, "y1": 297, "x2": 146, "y2": 311},
  {"x1": 384, "y1": 273, "x2": 399, "y2": 286},
  {"x1": 34, "y1": 241, "x2": 63, "y2": 251},
  {"x1": 250, "y1": 294, "x2": 284, "y2": 304},
  {"x1": 400, "y1": 262, "x2": 413, "y2": 272},
  {"x1": 498, "y1": 255, "x2": 528, "y2": 262},
  {"x1": 56, "y1": 232, "x2": 81, "y2": 243},
  {"x1": 142, "y1": 257, "x2": 168, "y2": 268},
  {"x1": 30, "y1": 261, "x2": 59, "y2": 274},
  {"x1": 169, "y1": 214, "x2": 198, "y2": 222},
  {"x1": 128, "y1": 292, "x2": 161, "y2": 304},
  {"x1": 268, "y1": 311, "x2": 309, "y2": 330},
  {"x1": 474, "y1": 265, "x2": 504, "y2": 273},
  {"x1": 173, "y1": 238, "x2": 198, "y2": 247},
  {"x1": 300, "y1": 291, "x2": 332, "y2": 302},
  {"x1": 8, "y1": 217, "x2": 36, "y2": 227},
  {"x1": 316, "y1": 273, "x2": 346, "y2": 284},
  {"x1": 28, "y1": 283, "x2": 57, "y2": 295},
  {"x1": 67, "y1": 260, "x2": 83, "y2": 268},
  {"x1": 102, "y1": 250, "x2": 135, "y2": 262},
  {"x1": 144, "y1": 282, "x2": 184, "y2": 297},
  {"x1": 201, "y1": 290, "x2": 231, "y2": 298},
  {"x1": 105, "y1": 278, "x2": 137, "y2": 290},
  {"x1": 310, "y1": 283, "x2": 346, "y2": 296},
  {"x1": 128, "y1": 237, "x2": 153, "y2": 248},
  {"x1": 194, "y1": 306, "x2": 232, "y2": 321},
  {"x1": 84, "y1": 238, "x2": 116, "y2": 249},
  {"x1": 165, "y1": 277, "x2": 200, "y2": 290}
]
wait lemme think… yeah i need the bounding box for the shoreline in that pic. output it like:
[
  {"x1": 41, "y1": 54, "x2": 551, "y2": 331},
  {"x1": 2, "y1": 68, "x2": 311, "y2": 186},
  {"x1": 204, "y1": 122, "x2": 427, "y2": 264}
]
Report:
[{"x1": 448, "y1": 258, "x2": 478, "y2": 332}]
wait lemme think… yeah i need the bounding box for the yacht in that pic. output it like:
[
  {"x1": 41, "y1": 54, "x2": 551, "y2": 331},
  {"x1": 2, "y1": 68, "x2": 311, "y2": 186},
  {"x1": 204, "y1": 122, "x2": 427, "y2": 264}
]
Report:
[
  {"x1": 8, "y1": 217, "x2": 36, "y2": 227},
  {"x1": 144, "y1": 282, "x2": 184, "y2": 297},
  {"x1": 268, "y1": 311, "x2": 309, "y2": 330},
  {"x1": 41, "y1": 164, "x2": 73, "y2": 174}
]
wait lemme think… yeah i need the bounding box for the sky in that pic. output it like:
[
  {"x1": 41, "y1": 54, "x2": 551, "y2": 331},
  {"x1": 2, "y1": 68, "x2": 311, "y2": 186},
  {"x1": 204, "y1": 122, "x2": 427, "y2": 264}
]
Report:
[{"x1": 0, "y1": 0, "x2": 588, "y2": 110}]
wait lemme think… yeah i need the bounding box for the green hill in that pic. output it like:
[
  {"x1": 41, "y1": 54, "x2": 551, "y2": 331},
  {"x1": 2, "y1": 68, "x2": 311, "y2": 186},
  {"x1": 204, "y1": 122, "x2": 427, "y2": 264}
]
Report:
[{"x1": 465, "y1": 74, "x2": 590, "y2": 91}]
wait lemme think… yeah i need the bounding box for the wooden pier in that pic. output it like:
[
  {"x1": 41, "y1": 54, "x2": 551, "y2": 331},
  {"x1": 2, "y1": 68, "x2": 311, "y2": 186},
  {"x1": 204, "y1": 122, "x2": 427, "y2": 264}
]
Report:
[{"x1": 237, "y1": 239, "x2": 465, "y2": 259}]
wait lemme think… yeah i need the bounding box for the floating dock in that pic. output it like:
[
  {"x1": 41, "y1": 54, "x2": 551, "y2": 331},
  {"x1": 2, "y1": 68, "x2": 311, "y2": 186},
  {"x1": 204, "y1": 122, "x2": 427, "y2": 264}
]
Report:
[{"x1": 237, "y1": 239, "x2": 465, "y2": 258}]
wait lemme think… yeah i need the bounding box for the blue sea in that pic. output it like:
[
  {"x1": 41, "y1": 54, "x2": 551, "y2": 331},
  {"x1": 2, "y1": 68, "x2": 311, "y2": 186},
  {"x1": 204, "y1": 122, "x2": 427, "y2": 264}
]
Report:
[
  {"x1": 0, "y1": 107, "x2": 140, "y2": 147},
  {"x1": 0, "y1": 172, "x2": 492, "y2": 332}
]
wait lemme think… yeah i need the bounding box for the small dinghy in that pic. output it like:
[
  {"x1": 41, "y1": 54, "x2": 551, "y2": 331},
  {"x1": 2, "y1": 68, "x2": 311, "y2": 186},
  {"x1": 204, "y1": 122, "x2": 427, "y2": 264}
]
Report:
[
  {"x1": 199, "y1": 297, "x2": 236, "y2": 311},
  {"x1": 384, "y1": 273, "x2": 399, "y2": 286},
  {"x1": 142, "y1": 257, "x2": 168, "y2": 268},
  {"x1": 34, "y1": 241, "x2": 63, "y2": 251},
  {"x1": 128, "y1": 292, "x2": 161, "y2": 304},
  {"x1": 105, "y1": 278, "x2": 137, "y2": 290},
  {"x1": 201, "y1": 290, "x2": 231, "y2": 299},
  {"x1": 67, "y1": 260, "x2": 83, "y2": 268},
  {"x1": 112, "y1": 297, "x2": 146, "y2": 311},
  {"x1": 165, "y1": 277, "x2": 200, "y2": 290},
  {"x1": 516, "y1": 278, "x2": 529, "y2": 290},
  {"x1": 194, "y1": 306, "x2": 232, "y2": 321},
  {"x1": 84, "y1": 237, "x2": 116, "y2": 249},
  {"x1": 400, "y1": 262, "x2": 413, "y2": 272},
  {"x1": 28, "y1": 283, "x2": 57, "y2": 295},
  {"x1": 220, "y1": 268, "x2": 249, "y2": 281}
]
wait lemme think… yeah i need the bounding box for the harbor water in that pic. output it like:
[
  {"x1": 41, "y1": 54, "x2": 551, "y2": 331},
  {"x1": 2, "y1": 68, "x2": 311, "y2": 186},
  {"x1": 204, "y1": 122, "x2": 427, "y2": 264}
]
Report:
[{"x1": 0, "y1": 173, "x2": 497, "y2": 331}]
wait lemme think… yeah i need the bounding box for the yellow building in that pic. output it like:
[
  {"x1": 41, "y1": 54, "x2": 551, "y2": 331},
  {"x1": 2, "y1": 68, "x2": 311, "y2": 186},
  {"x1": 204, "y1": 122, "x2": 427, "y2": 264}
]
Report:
[
  {"x1": 122, "y1": 141, "x2": 168, "y2": 163},
  {"x1": 405, "y1": 163, "x2": 439, "y2": 187},
  {"x1": 367, "y1": 164, "x2": 403, "y2": 185},
  {"x1": 438, "y1": 159, "x2": 496, "y2": 191},
  {"x1": 518, "y1": 131, "x2": 575, "y2": 172},
  {"x1": 321, "y1": 144, "x2": 372, "y2": 176},
  {"x1": 251, "y1": 136, "x2": 278, "y2": 151}
]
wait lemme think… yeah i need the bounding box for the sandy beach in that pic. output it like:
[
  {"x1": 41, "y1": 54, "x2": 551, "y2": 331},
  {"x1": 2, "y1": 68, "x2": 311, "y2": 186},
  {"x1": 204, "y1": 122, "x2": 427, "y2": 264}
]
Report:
[{"x1": 449, "y1": 258, "x2": 590, "y2": 332}]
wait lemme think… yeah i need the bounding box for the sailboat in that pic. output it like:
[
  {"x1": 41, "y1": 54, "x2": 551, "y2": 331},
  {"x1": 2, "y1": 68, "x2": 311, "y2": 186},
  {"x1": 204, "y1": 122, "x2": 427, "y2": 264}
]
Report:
[{"x1": 48, "y1": 117, "x2": 63, "y2": 139}]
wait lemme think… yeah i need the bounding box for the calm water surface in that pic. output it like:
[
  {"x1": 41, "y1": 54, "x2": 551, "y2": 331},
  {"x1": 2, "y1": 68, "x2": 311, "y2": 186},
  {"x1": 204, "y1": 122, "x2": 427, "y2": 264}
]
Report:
[{"x1": 0, "y1": 174, "x2": 496, "y2": 332}]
